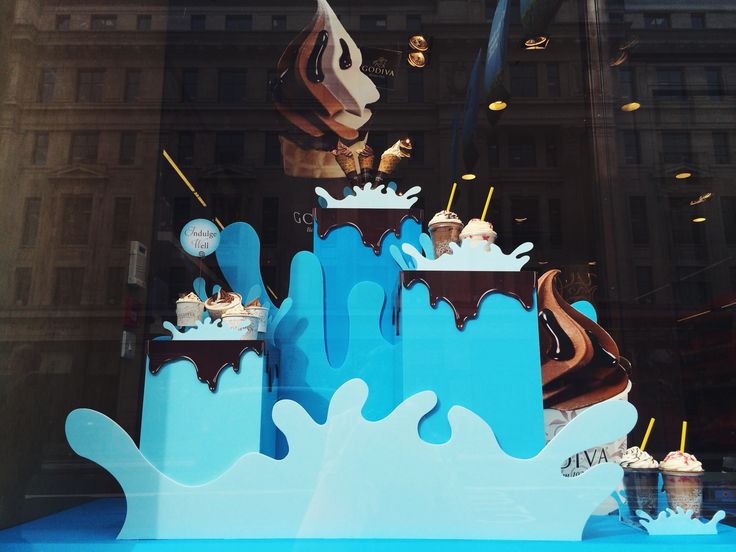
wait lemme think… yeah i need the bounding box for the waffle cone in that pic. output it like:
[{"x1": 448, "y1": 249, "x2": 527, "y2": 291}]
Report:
[
  {"x1": 280, "y1": 136, "x2": 366, "y2": 178},
  {"x1": 378, "y1": 153, "x2": 401, "y2": 174},
  {"x1": 333, "y1": 151, "x2": 357, "y2": 176}
]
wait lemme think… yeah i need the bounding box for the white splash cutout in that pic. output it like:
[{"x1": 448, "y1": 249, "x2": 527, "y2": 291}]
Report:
[
  {"x1": 163, "y1": 318, "x2": 254, "y2": 341},
  {"x1": 316, "y1": 182, "x2": 421, "y2": 209},
  {"x1": 402, "y1": 239, "x2": 533, "y2": 271}
]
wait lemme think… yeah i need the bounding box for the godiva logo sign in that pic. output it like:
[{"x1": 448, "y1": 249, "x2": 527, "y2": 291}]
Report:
[
  {"x1": 360, "y1": 48, "x2": 401, "y2": 90},
  {"x1": 361, "y1": 57, "x2": 395, "y2": 77}
]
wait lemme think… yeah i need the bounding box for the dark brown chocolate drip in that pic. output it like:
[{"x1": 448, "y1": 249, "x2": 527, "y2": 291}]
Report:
[
  {"x1": 147, "y1": 340, "x2": 264, "y2": 393},
  {"x1": 585, "y1": 329, "x2": 618, "y2": 368},
  {"x1": 338, "y1": 38, "x2": 352, "y2": 69},
  {"x1": 401, "y1": 271, "x2": 536, "y2": 329},
  {"x1": 539, "y1": 308, "x2": 575, "y2": 361},
  {"x1": 307, "y1": 30, "x2": 328, "y2": 83},
  {"x1": 314, "y1": 208, "x2": 423, "y2": 255}
]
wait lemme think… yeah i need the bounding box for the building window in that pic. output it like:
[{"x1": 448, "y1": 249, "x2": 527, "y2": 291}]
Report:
[
  {"x1": 690, "y1": 13, "x2": 705, "y2": 29},
  {"x1": 181, "y1": 69, "x2": 198, "y2": 102},
  {"x1": 177, "y1": 132, "x2": 195, "y2": 166},
  {"x1": 38, "y1": 69, "x2": 56, "y2": 103},
  {"x1": 705, "y1": 67, "x2": 723, "y2": 100},
  {"x1": 508, "y1": 133, "x2": 536, "y2": 167},
  {"x1": 487, "y1": 134, "x2": 499, "y2": 168},
  {"x1": 218, "y1": 70, "x2": 247, "y2": 103},
  {"x1": 509, "y1": 64, "x2": 537, "y2": 97},
  {"x1": 622, "y1": 130, "x2": 640, "y2": 164},
  {"x1": 662, "y1": 132, "x2": 691, "y2": 164},
  {"x1": 53, "y1": 267, "x2": 85, "y2": 306},
  {"x1": 225, "y1": 15, "x2": 252, "y2": 31},
  {"x1": 190, "y1": 14, "x2": 206, "y2": 31},
  {"x1": 21, "y1": 198, "x2": 41, "y2": 246},
  {"x1": 124, "y1": 69, "x2": 141, "y2": 103},
  {"x1": 546, "y1": 64, "x2": 560, "y2": 97},
  {"x1": 548, "y1": 199, "x2": 562, "y2": 246},
  {"x1": 77, "y1": 70, "x2": 105, "y2": 102},
  {"x1": 215, "y1": 132, "x2": 244, "y2": 164},
  {"x1": 360, "y1": 15, "x2": 387, "y2": 31},
  {"x1": 272, "y1": 15, "x2": 286, "y2": 31},
  {"x1": 119, "y1": 132, "x2": 137, "y2": 165},
  {"x1": 407, "y1": 70, "x2": 424, "y2": 102},
  {"x1": 61, "y1": 195, "x2": 93, "y2": 245},
  {"x1": 544, "y1": 133, "x2": 558, "y2": 167},
  {"x1": 713, "y1": 132, "x2": 730, "y2": 164},
  {"x1": 137, "y1": 15, "x2": 152, "y2": 31},
  {"x1": 264, "y1": 133, "x2": 281, "y2": 166},
  {"x1": 722, "y1": 197, "x2": 736, "y2": 244},
  {"x1": 56, "y1": 15, "x2": 70, "y2": 31},
  {"x1": 33, "y1": 133, "x2": 49, "y2": 166},
  {"x1": 178, "y1": 132, "x2": 195, "y2": 166},
  {"x1": 91, "y1": 15, "x2": 117, "y2": 31},
  {"x1": 14, "y1": 267, "x2": 32, "y2": 306},
  {"x1": 644, "y1": 13, "x2": 669, "y2": 29},
  {"x1": 409, "y1": 132, "x2": 424, "y2": 166},
  {"x1": 407, "y1": 14, "x2": 422, "y2": 32},
  {"x1": 629, "y1": 196, "x2": 649, "y2": 245},
  {"x1": 635, "y1": 266, "x2": 655, "y2": 305},
  {"x1": 105, "y1": 267, "x2": 125, "y2": 305},
  {"x1": 70, "y1": 132, "x2": 99, "y2": 163},
  {"x1": 112, "y1": 198, "x2": 131, "y2": 246},
  {"x1": 654, "y1": 68, "x2": 685, "y2": 98}
]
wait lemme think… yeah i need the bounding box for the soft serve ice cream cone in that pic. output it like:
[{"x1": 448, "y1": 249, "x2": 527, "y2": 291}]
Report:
[
  {"x1": 374, "y1": 138, "x2": 412, "y2": 187},
  {"x1": 271, "y1": 0, "x2": 380, "y2": 178},
  {"x1": 358, "y1": 144, "x2": 375, "y2": 184},
  {"x1": 331, "y1": 141, "x2": 359, "y2": 186}
]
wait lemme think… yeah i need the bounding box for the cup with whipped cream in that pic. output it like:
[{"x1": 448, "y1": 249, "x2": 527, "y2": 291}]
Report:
[
  {"x1": 244, "y1": 298, "x2": 269, "y2": 335},
  {"x1": 459, "y1": 218, "x2": 497, "y2": 248},
  {"x1": 176, "y1": 292, "x2": 204, "y2": 327},
  {"x1": 619, "y1": 446, "x2": 660, "y2": 524},
  {"x1": 428, "y1": 210, "x2": 463, "y2": 258},
  {"x1": 221, "y1": 305, "x2": 259, "y2": 340},
  {"x1": 660, "y1": 450, "x2": 704, "y2": 517},
  {"x1": 204, "y1": 290, "x2": 243, "y2": 320}
]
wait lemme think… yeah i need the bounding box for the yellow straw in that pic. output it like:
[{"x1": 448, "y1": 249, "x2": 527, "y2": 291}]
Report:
[
  {"x1": 446, "y1": 182, "x2": 457, "y2": 212},
  {"x1": 680, "y1": 420, "x2": 688, "y2": 452},
  {"x1": 481, "y1": 186, "x2": 495, "y2": 221},
  {"x1": 639, "y1": 417, "x2": 655, "y2": 451},
  {"x1": 163, "y1": 149, "x2": 207, "y2": 207}
]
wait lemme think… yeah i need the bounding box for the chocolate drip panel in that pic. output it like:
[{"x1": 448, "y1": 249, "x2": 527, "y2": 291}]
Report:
[
  {"x1": 147, "y1": 340, "x2": 264, "y2": 392},
  {"x1": 315, "y1": 208, "x2": 422, "y2": 254},
  {"x1": 401, "y1": 271, "x2": 536, "y2": 329}
]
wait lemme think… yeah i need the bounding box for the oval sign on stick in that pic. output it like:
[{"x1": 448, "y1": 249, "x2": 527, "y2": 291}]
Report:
[{"x1": 180, "y1": 219, "x2": 221, "y2": 257}]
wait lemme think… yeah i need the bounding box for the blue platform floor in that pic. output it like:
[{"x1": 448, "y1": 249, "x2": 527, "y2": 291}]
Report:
[{"x1": 1, "y1": 499, "x2": 735, "y2": 551}]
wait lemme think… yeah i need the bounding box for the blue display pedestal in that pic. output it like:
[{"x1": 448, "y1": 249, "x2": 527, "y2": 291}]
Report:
[
  {"x1": 140, "y1": 340, "x2": 276, "y2": 485},
  {"x1": 398, "y1": 270, "x2": 545, "y2": 458}
]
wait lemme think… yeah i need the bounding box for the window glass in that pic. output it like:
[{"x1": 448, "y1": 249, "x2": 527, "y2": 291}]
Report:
[
  {"x1": 77, "y1": 70, "x2": 105, "y2": 102},
  {"x1": 124, "y1": 69, "x2": 141, "y2": 102}
]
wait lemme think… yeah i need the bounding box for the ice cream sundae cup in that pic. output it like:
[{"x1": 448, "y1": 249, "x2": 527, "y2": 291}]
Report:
[
  {"x1": 244, "y1": 299, "x2": 269, "y2": 334},
  {"x1": 619, "y1": 446, "x2": 660, "y2": 523},
  {"x1": 204, "y1": 290, "x2": 242, "y2": 320},
  {"x1": 221, "y1": 305, "x2": 259, "y2": 340},
  {"x1": 660, "y1": 451, "x2": 704, "y2": 517},
  {"x1": 459, "y1": 218, "x2": 497, "y2": 246},
  {"x1": 428, "y1": 210, "x2": 463, "y2": 258},
  {"x1": 176, "y1": 292, "x2": 204, "y2": 327}
]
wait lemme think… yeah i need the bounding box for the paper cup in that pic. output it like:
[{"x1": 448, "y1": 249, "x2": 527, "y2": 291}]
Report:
[
  {"x1": 221, "y1": 314, "x2": 259, "y2": 340},
  {"x1": 245, "y1": 306, "x2": 269, "y2": 333},
  {"x1": 176, "y1": 301, "x2": 204, "y2": 327}
]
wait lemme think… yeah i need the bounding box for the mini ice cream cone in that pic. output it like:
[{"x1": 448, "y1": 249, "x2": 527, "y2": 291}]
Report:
[
  {"x1": 279, "y1": 135, "x2": 368, "y2": 179},
  {"x1": 331, "y1": 141, "x2": 359, "y2": 186},
  {"x1": 374, "y1": 139, "x2": 411, "y2": 186},
  {"x1": 358, "y1": 144, "x2": 374, "y2": 184}
]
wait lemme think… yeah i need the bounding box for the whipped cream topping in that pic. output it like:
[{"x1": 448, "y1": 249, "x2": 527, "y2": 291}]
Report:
[
  {"x1": 177, "y1": 292, "x2": 202, "y2": 303},
  {"x1": 460, "y1": 218, "x2": 497, "y2": 241},
  {"x1": 205, "y1": 290, "x2": 242, "y2": 307},
  {"x1": 222, "y1": 304, "x2": 249, "y2": 317},
  {"x1": 619, "y1": 446, "x2": 658, "y2": 469},
  {"x1": 660, "y1": 451, "x2": 703, "y2": 473},
  {"x1": 428, "y1": 210, "x2": 463, "y2": 227},
  {"x1": 383, "y1": 139, "x2": 411, "y2": 159}
]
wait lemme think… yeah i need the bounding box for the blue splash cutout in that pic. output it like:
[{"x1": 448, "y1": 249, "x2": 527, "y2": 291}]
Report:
[
  {"x1": 66, "y1": 379, "x2": 635, "y2": 541},
  {"x1": 636, "y1": 508, "x2": 726, "y2": 536}
]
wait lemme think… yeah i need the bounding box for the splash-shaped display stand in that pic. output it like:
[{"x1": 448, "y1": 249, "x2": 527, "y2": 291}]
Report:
[
  {"x1": 636, "y1": 508, "x2": 726, "y2": 536},
  {"x1": 313, "y1": 182, "x2": 422, "y2": 366}
]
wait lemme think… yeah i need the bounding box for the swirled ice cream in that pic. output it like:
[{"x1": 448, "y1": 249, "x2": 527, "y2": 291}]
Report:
[
  {"x1": 204, "y1": 290, "x2": 242, "y2": 320},
  {"x1": 428, "y1": 210, "x2": 463, "y2": 227},
  {"x1": 660, "y1": 451, "x2": 703, "y2": 473},
  {"x1": 177, "y1": 292, "x2": 201, "y2": 303},
  {"x1": 619, "y1": 446, "x2": 658, "y2": 469}
]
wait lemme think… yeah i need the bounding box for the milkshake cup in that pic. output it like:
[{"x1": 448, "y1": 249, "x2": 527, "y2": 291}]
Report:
[
  {"x1": 428, "y1": 210, "x2": 463, "y2": 258},
  {"x1": 618, "y1": 446, "x2": 660, "y2": 525},
  {"x1": 244, "y1": 306, "x2": 269, "y2": 333},
  {"x1": 176, "y1": 292, "x2": 204, "y2": 327},
  {"x1": 459, "y1": 218, "x2": 497, "y2": 247},
  {"x1": 660, "y1": 451, "x2": 704, "y2": 517}
]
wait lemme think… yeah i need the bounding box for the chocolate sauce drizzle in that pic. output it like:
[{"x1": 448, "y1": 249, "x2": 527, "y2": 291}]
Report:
[
  {"x1": 539, "y1": 308, "x2": 574, "y2": 361},
  {"x1": 147, "y1": 340, "x2": 264, "y2": 393},
  {"x1": 339, "y1": 38, "x2": 352, "y2": 69},
  {"x1": 307, "y1": 30, "x2": 328, "y2": 83},
  {"x1": 315, "y1": 208, "x2": 423, "y2": 255},
  {"x1": 400, "y1": 271, "x2": 536, "y2": 330},
  {"x1": 585, "y1": 329, "x2": 618, "y2": 368}
]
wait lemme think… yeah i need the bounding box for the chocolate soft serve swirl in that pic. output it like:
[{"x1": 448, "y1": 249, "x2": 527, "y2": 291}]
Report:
[{"x1": 538, "y1": 269, "x2": 629, "y2": 410}]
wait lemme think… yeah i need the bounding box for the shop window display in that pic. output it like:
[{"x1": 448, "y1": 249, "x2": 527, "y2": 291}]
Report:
[{"x1": 1, "y1": 0, "x2": 735, "y2": 549}]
